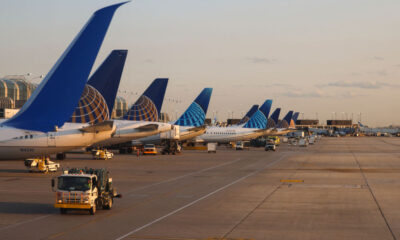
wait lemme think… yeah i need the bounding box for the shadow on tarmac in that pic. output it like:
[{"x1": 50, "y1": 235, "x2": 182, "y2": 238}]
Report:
[{"x1": 0, "y1": 202, "x2": 55, "y2": 214}]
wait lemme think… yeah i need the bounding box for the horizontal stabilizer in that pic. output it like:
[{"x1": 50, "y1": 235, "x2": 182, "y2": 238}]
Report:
[
  {"x1": 136, "y1": 124, "x2": 159, "y2": 132},
  {"x1": 79, "y1": 120, "x2": 114, "y2": 133},
  {"x1": 186, "y1": 125, "x2": 206, "y2": 132}
]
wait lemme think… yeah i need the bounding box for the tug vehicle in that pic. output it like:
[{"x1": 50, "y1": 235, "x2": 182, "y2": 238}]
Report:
[{"x1": 24, "y1": 157, "x2": 60, "y2": 173}]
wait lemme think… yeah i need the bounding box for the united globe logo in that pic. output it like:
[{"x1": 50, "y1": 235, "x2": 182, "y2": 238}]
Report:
[
  {"x1": 123, "y1": 95, "x2": 158, "y2": 121},
  {"x1": 69, "y1": 85, "x2": 109, "y2": 124}
]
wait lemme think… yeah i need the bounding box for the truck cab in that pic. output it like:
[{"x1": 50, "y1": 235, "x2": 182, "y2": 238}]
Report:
[{"x1": 53, "y1": 168, "x2": 120, "y2": 215}]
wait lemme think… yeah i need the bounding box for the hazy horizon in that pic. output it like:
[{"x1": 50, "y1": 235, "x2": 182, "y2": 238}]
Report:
[{"x1": 1, "y1": 0, "x2": 400, "y2": 127}]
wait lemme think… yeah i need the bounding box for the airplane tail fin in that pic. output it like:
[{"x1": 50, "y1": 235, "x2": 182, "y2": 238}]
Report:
[
  {"x1": 237, "y1": 104, "x2": 259, "y2": 125},
  {"x1": 175, "y1": 88, "x2": 213, "y2": 127},
  {"x1": 3, "y1": 2, "x2": 127, "y2": 132},
  {"x1": 290, "y1": 112, "x2": 300, "y2": 128},
  {"x1": 123, "y1": 78, "x2": 169, "y2": 121},
  {"x1": 244, "y1": 109, "x2": 267, "y2": 129},
  {"x1": 277, "y1": 111, "x2": 294, "y2": 128},
  {"x1": 243, "y1": 99, "x2": 272, "y2": 129},
  {"x1": 69, "y1": 50, "x2": 127, "y2": 124},
  {"x1": 259, "y1": 99, "x2": 272, "y2": 119},
  {"x1": 267, "y1": 108, "x2": 281, "y2": 128}
]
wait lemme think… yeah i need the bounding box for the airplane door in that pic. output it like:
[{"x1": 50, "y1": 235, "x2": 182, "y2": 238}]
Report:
[{"x1": 47, "y1": 132, "x2": 56, "y2": 147}]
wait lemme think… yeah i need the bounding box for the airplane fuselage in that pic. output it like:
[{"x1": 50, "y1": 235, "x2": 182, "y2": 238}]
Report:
[
  {"x1": 0, "y1": 123, "x2": 115, "y2": 159},
  {"x1": 195, "y1": 126, "x2": 264, "y2": 144}
]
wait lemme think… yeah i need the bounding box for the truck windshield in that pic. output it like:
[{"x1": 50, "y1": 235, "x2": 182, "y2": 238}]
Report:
[{"x1": 58, "y1": 177, "x2": 91, "y2": 191}]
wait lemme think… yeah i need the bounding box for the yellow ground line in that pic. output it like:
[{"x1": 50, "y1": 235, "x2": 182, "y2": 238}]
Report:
[{"x1": 280, "y1": 179, "x2": 304, "y2": 183}]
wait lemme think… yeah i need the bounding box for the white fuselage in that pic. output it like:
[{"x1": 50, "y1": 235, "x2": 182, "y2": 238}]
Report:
[
  {"x1": 0, "y1": 122, "x2": 115, "y2": 160},
  {"x1": 93, "y1": 119, "x2": 172, "y2": 147},
  {"x1": 195, "y1": 126, "x2": 264, "y2": 144}
]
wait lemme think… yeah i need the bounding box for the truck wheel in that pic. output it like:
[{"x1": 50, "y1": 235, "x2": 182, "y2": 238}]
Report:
[
  {"x1": 60, "y1": 208, "x2": 67, "y2": 214},
  {"x1": 89, "y1": 205, "x2": 96, "y2": 215}
]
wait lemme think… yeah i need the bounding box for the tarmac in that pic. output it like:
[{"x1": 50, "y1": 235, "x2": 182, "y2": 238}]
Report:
[{"x1": 1, "y1": 137, "x2": 400, "y2": 240}]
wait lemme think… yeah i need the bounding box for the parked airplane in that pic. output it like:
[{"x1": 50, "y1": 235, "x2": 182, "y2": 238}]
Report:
[
  {"x1": 132, "y1": 87, "x2": 213, "y2": 145},
  {"x1": 196, "y1": 99, "x2": 273, "y2": 143},
  {"x1": 0, "y1": 2, "x2": 127, "y2": 159},
  {"x1": 93, "y1": 78, "x2": 173, "y2": 147}
]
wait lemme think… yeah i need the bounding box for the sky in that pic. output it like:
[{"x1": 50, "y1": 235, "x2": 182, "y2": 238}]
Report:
[{"x1": 1, "y1": 0, "x2": 400, "y2": 127}]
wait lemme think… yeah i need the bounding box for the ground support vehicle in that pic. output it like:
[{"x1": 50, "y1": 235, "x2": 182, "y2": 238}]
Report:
[
  {"x1": 207, "y1": 143, "x2": 217, "y2": 153},
  {"x1": 52, "y1": 168, "x2": 121, "y2": 215},
  {"x1": 265, "y1": 139, "x2": 276, "y2": 151},
  {"x1": 299, "y1": 138, "x2": 309, "y2": 147},
  {"x1": 143, "y1": 144, "x2": 157, "y2": 155},
  {"x1": 161, "y1": 141, "x2": 181, "y2": 155},
  {"x1": 92, "y1": 149, "x2": 114, "y2": 160},
  {"x1": 25, "y1": 157, "x2": 60, "y2": 173},
  {"x1": 268, "y1": 136, "x2": 280, "y2": 146},
  {"x1": 236, "y1": 141, "x2": 244, "y2": 150}
]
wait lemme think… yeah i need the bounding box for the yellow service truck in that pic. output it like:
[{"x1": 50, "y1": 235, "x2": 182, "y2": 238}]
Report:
[
  {"x1": 268, "y1": 136, "x2": 280, "y2": 146},
  {"x1": 52, "y1": 168, "x2": 121, "y2": 215}
]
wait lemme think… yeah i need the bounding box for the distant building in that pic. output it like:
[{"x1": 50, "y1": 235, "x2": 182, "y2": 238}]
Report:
[
  {"x1": 327, "y1": 120, "x2": 353, "y2": 126},
  {"x1": 159, "y1": 113, "x2": 170, "y2": 123},
  {"x1": 0, "y1": 75, "x2": 37, "y2": 108},
  {"x1": 112, "y1": 96, "x2": 128, "y2": 118},
  {"x1": 227, "y1": 118, "x2": 241, "y2": 125}
]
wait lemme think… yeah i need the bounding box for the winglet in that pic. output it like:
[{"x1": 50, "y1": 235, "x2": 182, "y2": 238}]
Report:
[
  {"x1": 175, "y1": 88, "x2": 213, "y2": 127},
  {"x1": 123, "y1": 78, "x2": 169, "y2": 121},
  {"x1": 3, "y1": 2, "x2": 128, "y2": 132}
]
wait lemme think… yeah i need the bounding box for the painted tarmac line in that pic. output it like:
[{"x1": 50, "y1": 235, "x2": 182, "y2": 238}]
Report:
[
  {"x1": 0, "y1": 158, "x2": 244, "y2": 233},
  {"x1": 0, "y1": 214, "x2": 50, "y2": 232},
  {"x1": 116, "y1": 154, "x2": 287, "y2": 240},
  {"x1": 125, "y1": 157, "x2": 244, "y2": 195}
]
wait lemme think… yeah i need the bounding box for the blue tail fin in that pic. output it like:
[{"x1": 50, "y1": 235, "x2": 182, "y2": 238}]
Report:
[
  {"x1": 267, "y1": 108, "x2": 281, "y2": 128},
  {"x1": 292, "y1": 112, "x2": 300, "y2": 122},
  {"x1": 123, "y1": 78, "x2": 168, "y2": 121},
  {"x1": 3, "y1": 2, "x2": 127, "y2": 132},
  {"x1": 290, "y1": 111, "x2": 299, "y2": 128},
  {"x1": 278, "y1": 111, "x2": 294, "y2": 128},
  {"x1": 175, "y1": 88, "x2": 213, "y2": 127},
  {"x1": 243, "y1": 99, "x2": 272, "y2": 129},
  {"x1": 259, "y1": 99, "x2": 272, "y2": 119},
  {"x1": 292, "y1": 112, "x2": 300, "y2": 125},
  {"x1": 88, "y1": 50, "x2": 127, "y2": 113},
  {"x1": 237, "y1": 105, "x2": 259, "y2": 125},
  {"x1": 69, "y1": 50, "x2": 128, "y2": 124},
  {"x1": 243, "y1": 109, "x2": 267, "y2": 129}
]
